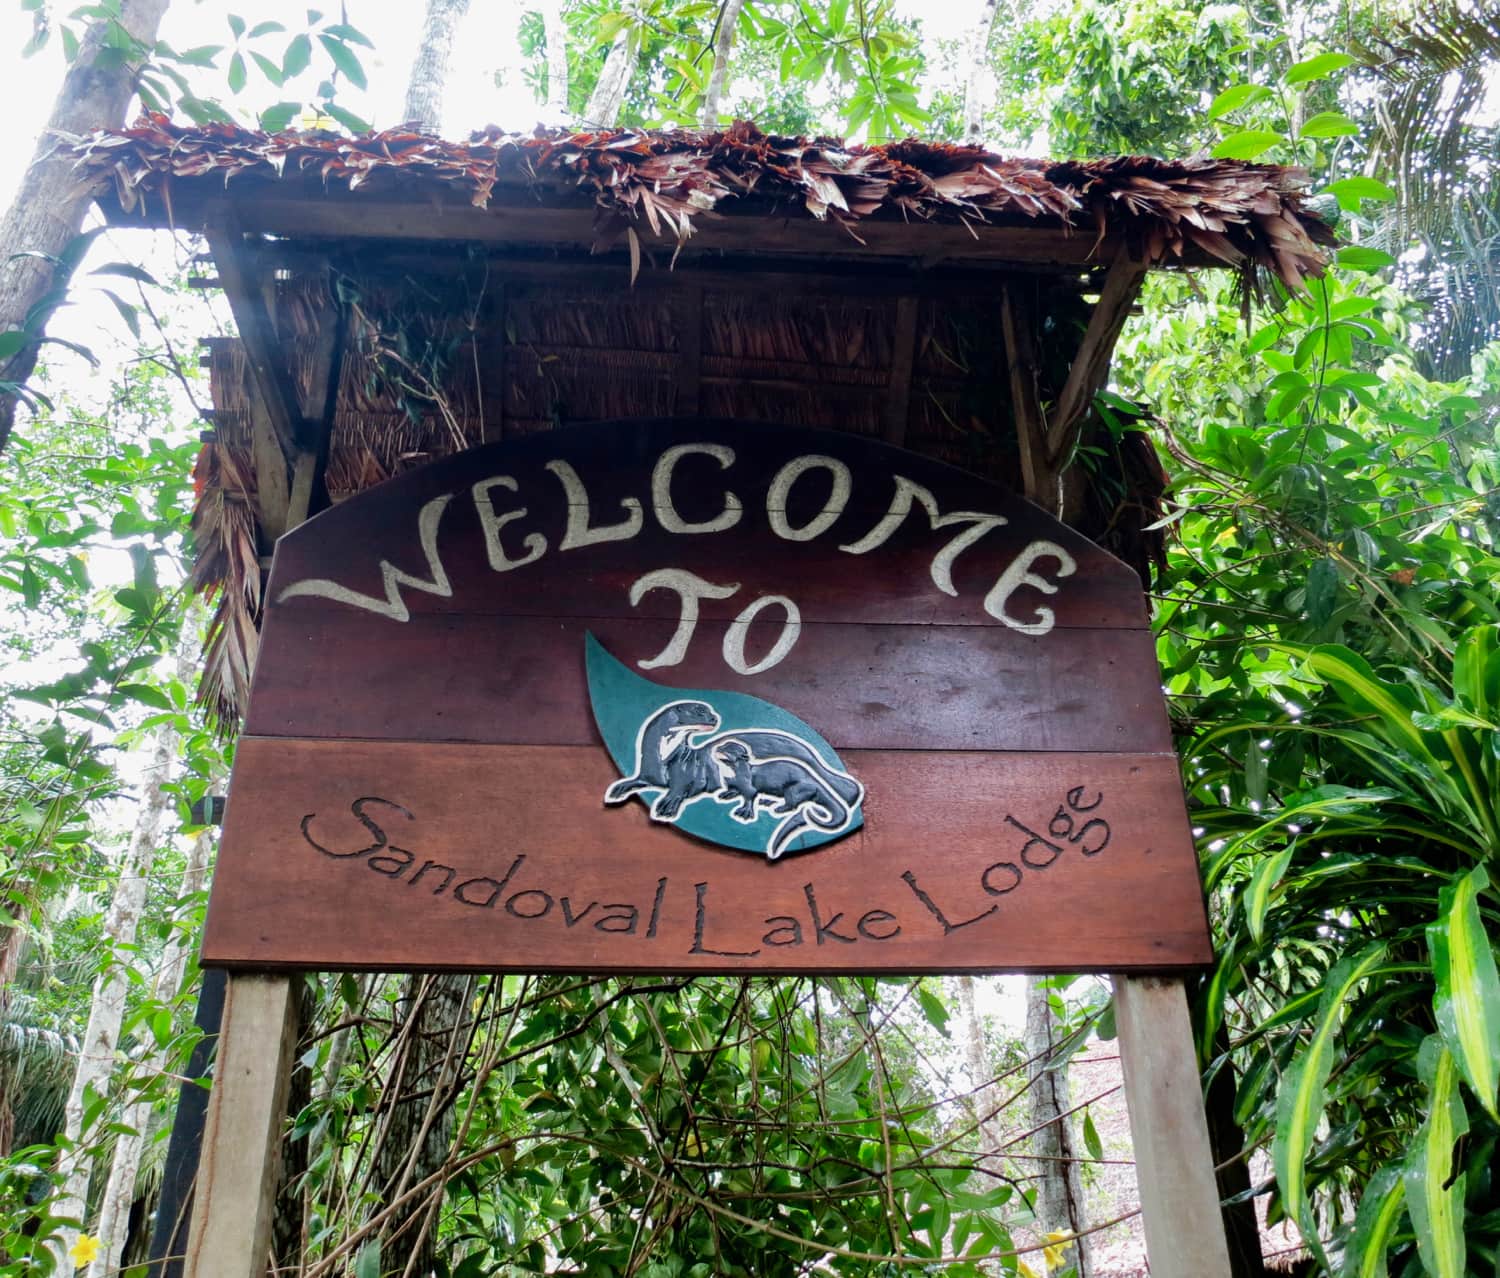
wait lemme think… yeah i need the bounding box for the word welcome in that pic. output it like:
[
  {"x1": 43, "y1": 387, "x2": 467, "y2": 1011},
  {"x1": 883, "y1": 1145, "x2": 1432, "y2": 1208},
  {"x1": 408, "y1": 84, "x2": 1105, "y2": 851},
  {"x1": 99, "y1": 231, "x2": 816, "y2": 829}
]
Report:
[{"x1": 278, "y1": 443, "x2": 1078, "y2": 674}]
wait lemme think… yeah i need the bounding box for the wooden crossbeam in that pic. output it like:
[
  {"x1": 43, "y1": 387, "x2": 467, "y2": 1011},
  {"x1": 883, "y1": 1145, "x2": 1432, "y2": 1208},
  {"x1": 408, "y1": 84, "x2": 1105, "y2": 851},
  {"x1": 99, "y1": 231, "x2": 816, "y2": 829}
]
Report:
[
  {"x1": 181, "y1": 195, "x2": 1131, "y2": 272},
  {"x1": 287, "y1": 299, "x2": 345, "y2": 523},
  {"x1": 1045, "y1": 251, "x2": 1148, "y2": 465},
  {"x1": 205, "y1": 221, "x2": 310, "y2": 468}
]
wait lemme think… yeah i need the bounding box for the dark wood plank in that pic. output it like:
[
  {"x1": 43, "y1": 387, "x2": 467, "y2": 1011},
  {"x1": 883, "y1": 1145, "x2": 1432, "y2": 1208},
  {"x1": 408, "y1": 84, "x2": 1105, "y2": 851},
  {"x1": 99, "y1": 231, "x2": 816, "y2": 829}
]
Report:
[
  {"x1": 244, "y1": 613, "x2": 1171, "y2": 752},
  {"x1": 263, "y1": 418, "x2": 1149, "y2": 631},
  {"x1": 176, "y1": 194, "x2": 1136, "y2": 270},
  {"x1": 203, "y1": 738, "x2": 1211, "y2": 974}
]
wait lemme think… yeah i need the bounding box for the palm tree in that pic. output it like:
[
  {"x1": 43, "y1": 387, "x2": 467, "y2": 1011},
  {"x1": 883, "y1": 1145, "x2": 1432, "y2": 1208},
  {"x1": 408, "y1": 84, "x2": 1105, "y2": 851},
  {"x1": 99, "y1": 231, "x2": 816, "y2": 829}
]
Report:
[{"x1": 1360, "y1": 0, "x2": 1500, "y2": 380}]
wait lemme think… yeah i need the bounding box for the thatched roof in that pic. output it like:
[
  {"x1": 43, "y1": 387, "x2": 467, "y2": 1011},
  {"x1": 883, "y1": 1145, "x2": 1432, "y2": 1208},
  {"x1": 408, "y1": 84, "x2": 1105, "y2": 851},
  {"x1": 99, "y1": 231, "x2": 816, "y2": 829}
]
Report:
[
  {"x1": 75, "y1": 118, "x2": 1334, "y2": 728},
  {"x1": 76, "y1": 116, "x2": 1333, "y2": 286}
]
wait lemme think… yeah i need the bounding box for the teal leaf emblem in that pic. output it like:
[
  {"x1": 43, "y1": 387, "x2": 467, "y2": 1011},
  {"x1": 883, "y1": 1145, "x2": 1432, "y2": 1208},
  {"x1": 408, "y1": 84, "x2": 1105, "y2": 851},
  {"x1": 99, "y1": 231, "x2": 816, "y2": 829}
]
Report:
[{"x1": 586, "y1": 634, "x2": 864, "y2": 860}]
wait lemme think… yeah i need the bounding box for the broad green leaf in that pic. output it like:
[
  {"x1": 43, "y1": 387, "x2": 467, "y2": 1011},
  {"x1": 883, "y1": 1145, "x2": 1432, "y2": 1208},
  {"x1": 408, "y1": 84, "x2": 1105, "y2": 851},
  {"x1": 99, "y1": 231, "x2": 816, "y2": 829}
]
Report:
[
  {"x1": 320, "y1": 102, "x2": 372, "y2": 135},
  {"x1": 1273, "y1": 943, "x2": 1386, "y2": 1268},
  {"x1": 1452, "y1": 624, "x2": 1499, "y2": 718},
  {"x1": 1245, "y1": 842, "x2": 1296, "y2": 943},
  {"x1": 1208, "y1": 83, "x2": 1272, "y2": 120},
  {"x1": 915, "y1": 983, "x2": 949, "y2": 1034},
  {"x1": 1211, "y1": 129, "x2": 1283, "y2": 160},
  {"x1": 1297, "y1": 645, "x2": 1435, "y2": 765},
  {"x1": 282, "y1": 31, "x2": 312, "y2": 78},
  {"x1": 99, "y1": 289, "x2": 140, "y2": 339},
  {"x1": 91, "y1": 261, "x2": 157, "y2": 285},
  {"x1": 1341, "y1": 1165, "x2": 1404, "y2": 1278},
  {"x1": 1428, "y1": 867, "x2": 1500, "y2": 1120},
  {"x1": 323, "y1": 21, "x2": 374, "y2": 47},
  {"x1": 1336, "y1": 245, "x2": 1394, "y2": 272},
  {"x1": 318, "y1": 33, "x2": 366, "y2": 89},
  {"x1": 1402, "y1": 1038, "x2": 1467, "y2": 1278},
  {"x1": 1081, "y1": 1110, "x2": 1103, "y2": 1162},
  {"x1": 1301, "y1": 111, "x2": 1358, "y2": 139},
  {"x1": 1284, "y1": 52, "x2": 1355, "y2": 85},
  {"x1": 1305, "y1": 558, "x2": 1339, "y2": 626},
  {"x1": 259, "y1": 102, "x2": 300, "y2": 132},
  {"x1": 1324, "y1": 177, "x2": 1397, "y2": 212},
  {"x1": 251, "y1": 50, "x2": 285, "y2": 85},
  {"x1": 1245, "y1": 734, "x2": 1268, "y2": 804},
  {"x1": 0, "y1": 330, "x2": 27, "y2": 359},
  {"x1": 354, "y1": 1239, "x2": 381, "y2": 1278}
]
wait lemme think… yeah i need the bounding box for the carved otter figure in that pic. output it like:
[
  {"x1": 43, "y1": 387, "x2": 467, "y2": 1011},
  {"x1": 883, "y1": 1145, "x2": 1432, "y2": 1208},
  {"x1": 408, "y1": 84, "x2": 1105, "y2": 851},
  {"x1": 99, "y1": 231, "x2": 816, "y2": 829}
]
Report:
[
  {"x1": 603, "y1": 699, "x2": 723, "y2": 820},
  {"x1": 712, "y1": 740, "x2": 853, "y2": 859},
  {"x1": 604, "y1": 700, "x2": 863, "y2": 857}
]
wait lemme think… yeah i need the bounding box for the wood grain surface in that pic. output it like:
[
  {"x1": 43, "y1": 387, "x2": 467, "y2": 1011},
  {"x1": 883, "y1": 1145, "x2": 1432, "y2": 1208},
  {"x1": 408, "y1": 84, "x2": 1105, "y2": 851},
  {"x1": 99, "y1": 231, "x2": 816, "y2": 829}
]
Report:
[
  {"x1": 207, "y1": 419, "x2": 1211, "y2": 974},
  {"x1": 203, "y1": 737, "x2": 1211, "y2": 973},
  {"x1": 261, "y1": 419, "x2": 1147, "y2": 629},
  {"x1": 245, "y1": 615, "x2": 1171, "y2": 752}
]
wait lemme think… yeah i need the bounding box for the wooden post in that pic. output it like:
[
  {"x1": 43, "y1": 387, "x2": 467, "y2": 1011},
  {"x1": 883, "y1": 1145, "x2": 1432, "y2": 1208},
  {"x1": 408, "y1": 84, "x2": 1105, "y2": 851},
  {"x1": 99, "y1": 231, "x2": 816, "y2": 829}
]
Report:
[
  {"x1": 1113, "y1": 975, "x2": 1233, "y2": 1278},
  {"x1": 180, "y1": 234, "x2": 336, "y2": 1277},
  {"x1": 182, "y1": 975, "x2": 300, "y2": 1278}
]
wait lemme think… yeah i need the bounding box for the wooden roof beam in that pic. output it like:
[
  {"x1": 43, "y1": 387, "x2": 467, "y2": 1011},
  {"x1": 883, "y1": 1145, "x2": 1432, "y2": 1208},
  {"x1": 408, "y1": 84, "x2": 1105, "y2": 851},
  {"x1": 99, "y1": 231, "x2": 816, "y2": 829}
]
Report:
[
  {"x1": 177, "y1": 195, "x2": 1127, "y2": 272},
  {"x1": 205, "y1": 219, "x2": 312, "y2": 469},
  {"x1": 287, "y1": 301, "x2": 344, "y2": 524},
  {"x1": 1046, "y1": 251, "x2": 1149, "y2": 466}
]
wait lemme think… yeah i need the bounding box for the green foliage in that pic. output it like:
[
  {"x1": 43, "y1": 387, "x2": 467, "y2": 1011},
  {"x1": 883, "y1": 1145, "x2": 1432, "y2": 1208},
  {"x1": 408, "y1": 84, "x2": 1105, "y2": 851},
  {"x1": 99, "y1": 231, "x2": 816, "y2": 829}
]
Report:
[
  {"x1": 20, "y1": 2, "x2": 373, "y2": 132},
  {"x1": 0, "y1": 327, "x2": 225, "y2": 1272},
  {"x1": 1096, "y1": 37, "x2": 1500, "y2": 1265},
  {"x1": 992, "y1": 0, "x2": 1248, "y2": 155},
  {"x1": 522, "y1": 0, "x2": 932, "y2": 140},
  {"x1": 291, "y1": 974, "x2": 1027, "y2": 1277}
]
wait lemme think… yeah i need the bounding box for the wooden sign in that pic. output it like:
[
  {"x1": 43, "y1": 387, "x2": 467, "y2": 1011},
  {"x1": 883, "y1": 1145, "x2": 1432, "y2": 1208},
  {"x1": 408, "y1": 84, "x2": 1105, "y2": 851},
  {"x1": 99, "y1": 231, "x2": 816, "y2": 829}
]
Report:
[{"x1": 204, "y1": 419, "x2": 1211, "y2": 973}]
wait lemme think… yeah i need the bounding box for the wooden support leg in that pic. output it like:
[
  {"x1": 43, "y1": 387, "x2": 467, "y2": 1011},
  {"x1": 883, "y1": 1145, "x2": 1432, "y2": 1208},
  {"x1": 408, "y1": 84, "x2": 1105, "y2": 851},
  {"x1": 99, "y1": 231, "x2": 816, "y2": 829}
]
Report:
[
  {"x1": 1113, "y1": 974, "x2": 1233, "y2": 1278},
  {"x1": 184, "y1": 974, "x2": 300, "y2": 1278}
]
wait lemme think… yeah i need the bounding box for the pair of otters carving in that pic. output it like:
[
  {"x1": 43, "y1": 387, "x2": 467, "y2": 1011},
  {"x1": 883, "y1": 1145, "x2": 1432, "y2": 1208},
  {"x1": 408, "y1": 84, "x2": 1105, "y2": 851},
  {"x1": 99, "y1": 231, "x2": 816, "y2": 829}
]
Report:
[{"x1": 605, "y1": 698, "x2": 863, "y2": 861}]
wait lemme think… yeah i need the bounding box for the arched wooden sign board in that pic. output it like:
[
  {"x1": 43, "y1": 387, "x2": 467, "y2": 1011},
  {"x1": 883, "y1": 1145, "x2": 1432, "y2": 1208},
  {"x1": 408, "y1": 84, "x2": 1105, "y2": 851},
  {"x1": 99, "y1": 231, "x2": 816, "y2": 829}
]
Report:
[
  {"x1": 205, "y1": 418, "x2": 1210, "y2": 974},
  {"x1": 189, "y1": 421, "x2": 1231, "y2": 1278}
]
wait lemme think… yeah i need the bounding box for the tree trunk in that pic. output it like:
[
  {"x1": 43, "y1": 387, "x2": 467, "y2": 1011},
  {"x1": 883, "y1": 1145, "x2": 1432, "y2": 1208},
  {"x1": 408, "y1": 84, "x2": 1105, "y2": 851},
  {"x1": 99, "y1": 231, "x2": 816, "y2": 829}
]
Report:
[
  {"x1": 963, "y1": 0, "x2": 1001, "y2": 142},
  {"x1": 541, "y1": 0, "x2": 569, "y2": 123},
  {"x1": 700, "y1": 0, "x2": 747, "y2": 128},
  {"x1": 49, "y1": 717, "x2": 176, "y2": 1266},
  {"x1": 955, "y1": 976, "x2": 1004, "y2": 1162},
  {"x1": 0, "y1": 0, "x2": 170, "y2": 455},
  {"x1": 401, "y1": 0, "x2": 473, "y2": 132},
  {"x1": 370, "y1": 974, "x2": 474, "y2": 1275},
  {"x1": 583, "y1": 28, "x2": 637, "y2": 128},
  {"x1": 1024, "y1": 977, "x2": 1092, "y2": 1277},
  {"x1": 88, "y1": 825, "x2": 214, "y2": 1278}
]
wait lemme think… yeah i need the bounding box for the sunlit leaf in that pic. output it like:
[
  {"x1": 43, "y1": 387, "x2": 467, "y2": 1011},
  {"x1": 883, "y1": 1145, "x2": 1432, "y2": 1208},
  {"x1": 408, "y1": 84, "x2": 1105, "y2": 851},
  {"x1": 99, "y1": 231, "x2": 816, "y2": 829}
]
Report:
[
  {"x1": 1402, "y1": 1037, "x2": 1467, "y2": 1278},
  {"x1": 1428, "y1": 866, "x2": 1500, "y2": 1120},
  {"x1": 1208, "y1": 83, "x2": 1272, "y2": 120},
  {"x1": 1211, "y1": 129, "x2": 1283, "y2": 160},
  {"x1": 318, "y1": 33, "x2": 366, "y2": 90},
  {"x1": 1273, "y1": 943, "x2": 1386, "y2": 1268},
  {"x1": 1283, "y1": 51, "x2": 1355, "y2": 85}
]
